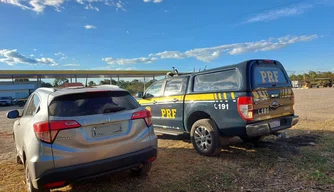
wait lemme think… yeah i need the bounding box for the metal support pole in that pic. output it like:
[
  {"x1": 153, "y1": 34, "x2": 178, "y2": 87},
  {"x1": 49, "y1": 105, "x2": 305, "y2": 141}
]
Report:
[
  {"x1": 143, "y1": 77, "x2": 146, "y2": 91},
  {"x1": 110, "y1": 77, "x2": 112, "y2": 85},
  {"x1": 153, "y1": 75, "x2": 155, "y2": 81},
  {"x1": 85, "y1": 75, "x2": 88, "y2": 87},
  {"x1": 70, "y1": 77, "x2": 72, "y2": 83},
  {"x1": 37, "y1": 76, "x2": 39, "y2": 87},
  {"x1": 117, "y1": 75, "x2": 120, "y2": 87},
  {"x1": 75, "y1": 76, "x2": 77, "y2": 82},
  {"x1": 12, "y1": 76, "x2": 14, "y2": 84}
]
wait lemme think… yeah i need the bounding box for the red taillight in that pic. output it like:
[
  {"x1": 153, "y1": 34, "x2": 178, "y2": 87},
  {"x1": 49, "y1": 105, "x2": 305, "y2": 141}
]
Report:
[
  {"x1": 263, "y1": 60, "x2": 272, "y2": 63},
  {"x1": 147, "y1": 156, "x2": 157, "y2": 163},
  {"x1": 131, "y1": 110, "x2": 152, "y2": 127},
  {"x1": 33, "y1": 120, "x2": 81, "y2": 143},
  {"x1": 237, "y1": 96, "x2": 254, "y2": 121},
  {"x1": 44, "y1": 181, "x2": 66, "y2": 188}
]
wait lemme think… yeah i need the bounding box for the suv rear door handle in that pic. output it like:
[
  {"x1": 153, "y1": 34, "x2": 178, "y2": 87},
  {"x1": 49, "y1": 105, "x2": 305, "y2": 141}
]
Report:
[{"x1": 172, "y1": 98, "x2": 179, "y2": 102}]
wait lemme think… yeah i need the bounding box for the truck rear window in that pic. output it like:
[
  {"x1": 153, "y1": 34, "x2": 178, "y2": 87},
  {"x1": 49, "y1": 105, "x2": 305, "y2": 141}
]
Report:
[
  {"x1": 252, "y1": 66, "x2": 289, "y2": 88},
  {"x1": 49, "y1": 91, "x2": 140, "y2": 117}
]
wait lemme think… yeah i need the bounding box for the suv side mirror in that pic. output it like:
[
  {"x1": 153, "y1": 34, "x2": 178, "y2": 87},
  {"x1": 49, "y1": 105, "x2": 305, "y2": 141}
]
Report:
[
  {"x1": 137, "y1": 92, "x2": 144, "y2": 98},
  {"x1": 7, "y1": 110, "x2": 20, "y2": 119}
]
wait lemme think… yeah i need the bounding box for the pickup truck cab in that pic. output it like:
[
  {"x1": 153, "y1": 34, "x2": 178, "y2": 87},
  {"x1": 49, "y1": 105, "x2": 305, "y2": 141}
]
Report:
[{"x1": 137, "y1": 59, "x2": 299, "y2": 156}]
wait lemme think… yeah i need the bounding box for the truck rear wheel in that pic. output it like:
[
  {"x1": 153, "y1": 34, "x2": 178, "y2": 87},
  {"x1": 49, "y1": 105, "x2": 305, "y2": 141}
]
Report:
[{"x1": 190, "y1": 119, "x2": 221, "y2": 156}]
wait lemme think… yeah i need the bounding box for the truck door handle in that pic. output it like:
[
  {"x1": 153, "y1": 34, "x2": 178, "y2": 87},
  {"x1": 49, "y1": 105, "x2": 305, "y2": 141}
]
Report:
[
  {"x1": 172, "y1": 98, "x2": 179, "y2": 102},
  {"x1": 152, "y1": 100, "x2": 157, "y2": 104}
]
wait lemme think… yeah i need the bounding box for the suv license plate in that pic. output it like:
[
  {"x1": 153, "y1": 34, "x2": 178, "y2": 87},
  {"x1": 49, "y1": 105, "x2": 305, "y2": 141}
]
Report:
[
  {"x1": 269, "y1": 120, "x2": 280, "y2": 128},
  {"x1": 92, "y1": 124, "x2": 123, "y2": 138}
]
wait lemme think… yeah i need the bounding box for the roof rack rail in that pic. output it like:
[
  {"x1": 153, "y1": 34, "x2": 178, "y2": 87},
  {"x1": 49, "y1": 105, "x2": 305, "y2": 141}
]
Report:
[
  {"x1": 94, "y1": 85, "x2": 119, "y2": 88},
  {"x1": 37, "y1": 87, "x2": 57, "y2": 92},
  {"x1": 60, "y1": 85, "x2": 85, "y2": 89}
]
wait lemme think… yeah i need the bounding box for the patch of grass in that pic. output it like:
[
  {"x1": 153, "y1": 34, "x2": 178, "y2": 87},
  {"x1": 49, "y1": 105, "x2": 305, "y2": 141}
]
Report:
[
  {"x1": 293, "y1": 133, "x2": 334, "y2": 185},
  {"x1": 309, "y1": 170, "x2": 334, "y2": 185}
]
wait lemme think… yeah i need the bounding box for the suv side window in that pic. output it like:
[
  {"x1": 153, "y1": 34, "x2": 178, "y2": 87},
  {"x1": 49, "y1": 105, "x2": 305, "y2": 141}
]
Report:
[
  {"x1": 164, "y1": 78, "x2": 187, "y2": 96},
  {"x1": 24, "y1": 94, "x2": 41, "y2": 116},
  {"x1": 193, "y1": 70, "x2": 241, "y2": 92},
  {"x1": 145, "y1": 80, "x2": 164, "y2": 98}
]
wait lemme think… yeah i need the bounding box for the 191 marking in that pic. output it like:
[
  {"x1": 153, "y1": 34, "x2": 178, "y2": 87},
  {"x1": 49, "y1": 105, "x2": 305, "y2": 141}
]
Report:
[
  {"x1": 214, "y1": 103, "x2": 229, "y2": 110},
  {"x1": 258, "y1": 107, "x2": 269, "y2": 115}
]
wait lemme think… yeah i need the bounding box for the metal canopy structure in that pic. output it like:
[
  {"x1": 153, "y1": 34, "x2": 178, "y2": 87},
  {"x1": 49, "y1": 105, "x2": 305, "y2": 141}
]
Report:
[
  {"x1": 0, "y1": 70, "x2": 169, "y2": 79},
  {"x1": 0, "y1": 70, "x2": 169, "y2": 88}
]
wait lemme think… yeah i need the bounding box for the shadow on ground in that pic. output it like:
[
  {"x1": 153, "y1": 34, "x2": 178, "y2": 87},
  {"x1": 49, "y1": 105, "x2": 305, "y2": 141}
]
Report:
[{"x1": 60, "y1": 132, "x2": 325, "y2": 192}]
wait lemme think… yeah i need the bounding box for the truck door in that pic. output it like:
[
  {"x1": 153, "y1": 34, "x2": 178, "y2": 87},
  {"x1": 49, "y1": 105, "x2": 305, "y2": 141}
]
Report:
[
  {"x1": 138, "y1": 80, "x2": 166, "y2": 125},
  {"x1": 157, "y1": 77, "x2": 188, "y2": 131}
]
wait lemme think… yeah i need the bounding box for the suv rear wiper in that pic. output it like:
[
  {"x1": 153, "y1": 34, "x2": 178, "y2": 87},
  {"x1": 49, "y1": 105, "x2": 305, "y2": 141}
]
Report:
[{"x1": 103, "y1": 107, "x2": 126, "y2": 113}]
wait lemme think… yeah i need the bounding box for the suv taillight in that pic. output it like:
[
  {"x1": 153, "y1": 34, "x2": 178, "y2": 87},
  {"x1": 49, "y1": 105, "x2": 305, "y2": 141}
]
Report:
[
  {"x1": 33, "y1": 120, "x2": 81, "y2": 143},
  {"x1": 131, "y1": 109, "x2": 152, "y2": 127},
  {"x1": 237, "y1": 96, "x2": 254, "y2": 121}
]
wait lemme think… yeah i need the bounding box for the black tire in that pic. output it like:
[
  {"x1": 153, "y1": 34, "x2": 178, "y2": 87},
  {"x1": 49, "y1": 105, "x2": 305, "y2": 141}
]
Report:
[
  {"x1": 16, "y1": 155, "x2": 23, "y2": 164},
  {"x1": 190, "y1": 119, "x2": 221, "y2": 156},
  {"x1": 240, "y1": 136, "x2": 264, "y2": 143},
  {"x1": 131, "y1": 163, "x2": 152, "y2": 176},
  {"x1": 25, "y1": 163, "x2": 49, "y2": 192}
]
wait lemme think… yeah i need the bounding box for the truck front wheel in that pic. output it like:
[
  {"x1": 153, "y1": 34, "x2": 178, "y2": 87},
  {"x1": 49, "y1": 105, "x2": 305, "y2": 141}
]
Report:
[{"x1": 190, "y1": 119, "x2": 221, "y2": 156}]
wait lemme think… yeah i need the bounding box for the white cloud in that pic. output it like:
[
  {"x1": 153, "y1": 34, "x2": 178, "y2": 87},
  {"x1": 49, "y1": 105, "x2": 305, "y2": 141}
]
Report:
[
  {"x1": 149, "y1": 51, "x2": 185, "y2": 59},
  {"x1": 244, "y1": 4, "x2": 313, "y2": 23},
  {"x1": 0, "y1": 49, "x2": 58, "y2": 66},
  {"x1": 55, "y1": 52, "x2": 64, "y2": 56},
  {"x1": 1, "y1": 0, "x2": 127, "y2": 13},
  {"x1": 62, "y1": 64, "x2": 80, "y2": 67},
  {"x1": 143, "y1": 0, "x2": 163, "y2": 3},
  {"x1": 30, "y1": 54, "x2": 34, "y2": 57},
  {"x1": 102, "y1": 57, "x2": 158, "y2": 65},
  {"x1": 116, "y1": 67, "x2": 136, "y2": 71},
  {"x1": 84, "y1": 25, "x2": 96, "y2": 29},
  {"x1": 102, "y1": 34, "x2": 318, "y2": 64},
  {"x1": 33, "y1": 48, "x2": 37, "y2": 51},
  {"x1": 84, "y1": 3, "x2": 99, "y2": 11},
  {"x1": 36, "y1": 57, "x2": 57, "y2": 65},
  {"x1": 54, "y1": 52, "x2": 68, "y2": 60}
]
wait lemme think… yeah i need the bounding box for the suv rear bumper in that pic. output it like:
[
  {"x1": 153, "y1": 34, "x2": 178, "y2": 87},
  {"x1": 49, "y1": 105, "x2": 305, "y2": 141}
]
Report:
[
  {"x1": 33, "y1": 147, "x2": 157, "y2": 189},
  {"x1": 246, "y1": 115, "x2": 299, "y2": 137}
]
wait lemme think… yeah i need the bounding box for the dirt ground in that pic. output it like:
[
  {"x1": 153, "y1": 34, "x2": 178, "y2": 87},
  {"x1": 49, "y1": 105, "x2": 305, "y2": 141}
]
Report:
[{"x1": 0, "y1": 88, "x2": 333, "y2": 192}]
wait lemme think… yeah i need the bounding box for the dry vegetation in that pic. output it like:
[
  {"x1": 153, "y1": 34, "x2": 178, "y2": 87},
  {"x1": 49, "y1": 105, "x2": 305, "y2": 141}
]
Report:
[{"x1": 0, "y1": 88, "x2": 334, "y2": 192}]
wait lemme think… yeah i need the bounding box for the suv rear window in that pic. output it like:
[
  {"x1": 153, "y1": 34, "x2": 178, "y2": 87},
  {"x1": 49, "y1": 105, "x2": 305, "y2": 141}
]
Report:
[
  {"x1": 194, "y1": 70, "x2": 241, "y2": 92},
  {"x1": 49, "y1": 91, "x2": 140, "y2": 117},
  {"x1": 252, "y1": 66, "x2": 289, "y2": 88}
]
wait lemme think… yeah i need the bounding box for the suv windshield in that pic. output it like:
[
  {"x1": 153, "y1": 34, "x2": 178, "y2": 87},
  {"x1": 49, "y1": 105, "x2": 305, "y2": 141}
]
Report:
[{"x1": 49, "y1": 91, "x2": 140, "y2": 117}]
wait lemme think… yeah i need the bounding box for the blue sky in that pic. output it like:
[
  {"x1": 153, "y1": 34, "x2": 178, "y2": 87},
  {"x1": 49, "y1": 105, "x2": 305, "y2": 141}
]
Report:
[{"x1": 0, "y1": 0, "x2": 334, "y2": 75}]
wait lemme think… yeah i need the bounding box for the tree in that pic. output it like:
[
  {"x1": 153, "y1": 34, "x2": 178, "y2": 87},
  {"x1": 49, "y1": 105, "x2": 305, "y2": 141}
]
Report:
[
  {"x1": 99, "y1": 79, "x2": 117, "y2": 85},
  {"x1": 309, "y1": 71, "x2": 317, "y2": 80},
  {"x1": 15, "y1": 78, "x2": 29, "y2": 81},
  {"x1": 88, "y1": 81, "x2": 96, "y2": 87},
  {"x1": 53, "y1": 78, "x2": 69, "y2": 87}
]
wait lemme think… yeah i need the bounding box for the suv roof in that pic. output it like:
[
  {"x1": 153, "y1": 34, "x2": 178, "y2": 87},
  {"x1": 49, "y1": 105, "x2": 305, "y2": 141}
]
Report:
[{"x1": 35, "y1": 85, "x2": 124, "y2": 98}]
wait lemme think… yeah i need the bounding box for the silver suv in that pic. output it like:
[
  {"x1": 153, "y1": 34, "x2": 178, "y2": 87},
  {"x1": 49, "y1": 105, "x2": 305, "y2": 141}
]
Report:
[{"x1": 7, "y1": 86, "x2": 158, "y2": 192}]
